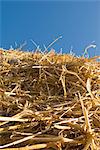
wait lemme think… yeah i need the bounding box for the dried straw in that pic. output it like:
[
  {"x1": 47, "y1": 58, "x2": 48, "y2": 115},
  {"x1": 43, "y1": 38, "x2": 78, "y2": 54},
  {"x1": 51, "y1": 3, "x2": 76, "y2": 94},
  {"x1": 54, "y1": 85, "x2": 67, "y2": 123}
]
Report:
[{"x1": 0, "y1": 48, "x2": 100, "y2": 150}]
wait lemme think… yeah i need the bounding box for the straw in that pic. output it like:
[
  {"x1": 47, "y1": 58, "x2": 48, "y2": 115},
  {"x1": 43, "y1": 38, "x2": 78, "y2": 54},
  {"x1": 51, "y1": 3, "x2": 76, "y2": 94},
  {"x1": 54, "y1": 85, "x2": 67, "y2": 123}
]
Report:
[{"x1": 0, "y1": 48, "x2": 100, "y2": 149}]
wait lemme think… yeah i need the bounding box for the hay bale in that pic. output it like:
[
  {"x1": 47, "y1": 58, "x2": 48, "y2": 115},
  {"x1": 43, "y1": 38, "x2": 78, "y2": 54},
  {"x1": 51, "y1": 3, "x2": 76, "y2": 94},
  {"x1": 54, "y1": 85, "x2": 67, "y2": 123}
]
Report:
[{"x1": 0, "y1": 49, "x2": 100, "y2": 150}]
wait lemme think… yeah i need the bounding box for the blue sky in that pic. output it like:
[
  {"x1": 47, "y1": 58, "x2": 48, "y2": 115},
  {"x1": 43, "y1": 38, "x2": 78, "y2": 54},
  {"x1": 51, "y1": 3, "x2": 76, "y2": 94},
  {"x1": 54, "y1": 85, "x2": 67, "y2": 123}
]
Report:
[{"x1": 0, "y1": 0, "x2": 100, "y2": 56}]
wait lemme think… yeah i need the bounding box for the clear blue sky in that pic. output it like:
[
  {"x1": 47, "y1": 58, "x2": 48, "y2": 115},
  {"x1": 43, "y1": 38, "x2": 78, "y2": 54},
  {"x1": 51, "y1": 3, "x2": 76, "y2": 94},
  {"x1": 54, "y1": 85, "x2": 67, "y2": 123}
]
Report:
[{"x1": 0, "y1": 0, "x2": 100, "y2": 56}]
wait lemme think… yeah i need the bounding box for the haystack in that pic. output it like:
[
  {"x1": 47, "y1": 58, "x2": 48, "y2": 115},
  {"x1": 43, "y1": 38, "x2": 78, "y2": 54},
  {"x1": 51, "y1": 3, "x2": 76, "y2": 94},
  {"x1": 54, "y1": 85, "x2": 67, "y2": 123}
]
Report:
[{"x1": 0, "y1": 49, "x2": 100, "y2": 150}]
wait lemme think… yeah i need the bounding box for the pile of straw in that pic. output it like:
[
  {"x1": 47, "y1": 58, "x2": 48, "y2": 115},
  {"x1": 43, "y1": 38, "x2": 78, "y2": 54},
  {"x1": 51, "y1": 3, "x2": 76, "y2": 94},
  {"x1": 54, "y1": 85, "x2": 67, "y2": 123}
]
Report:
[{"x1": 0, "y1": 49, "x2": 100, "y2": 150}]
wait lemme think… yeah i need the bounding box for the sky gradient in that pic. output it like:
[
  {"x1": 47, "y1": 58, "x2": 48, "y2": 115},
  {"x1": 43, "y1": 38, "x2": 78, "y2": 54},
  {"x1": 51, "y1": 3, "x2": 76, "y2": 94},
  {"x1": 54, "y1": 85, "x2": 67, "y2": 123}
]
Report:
[{"x1": 0, "y1": 0, "x2": 100, "y2": 57}]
